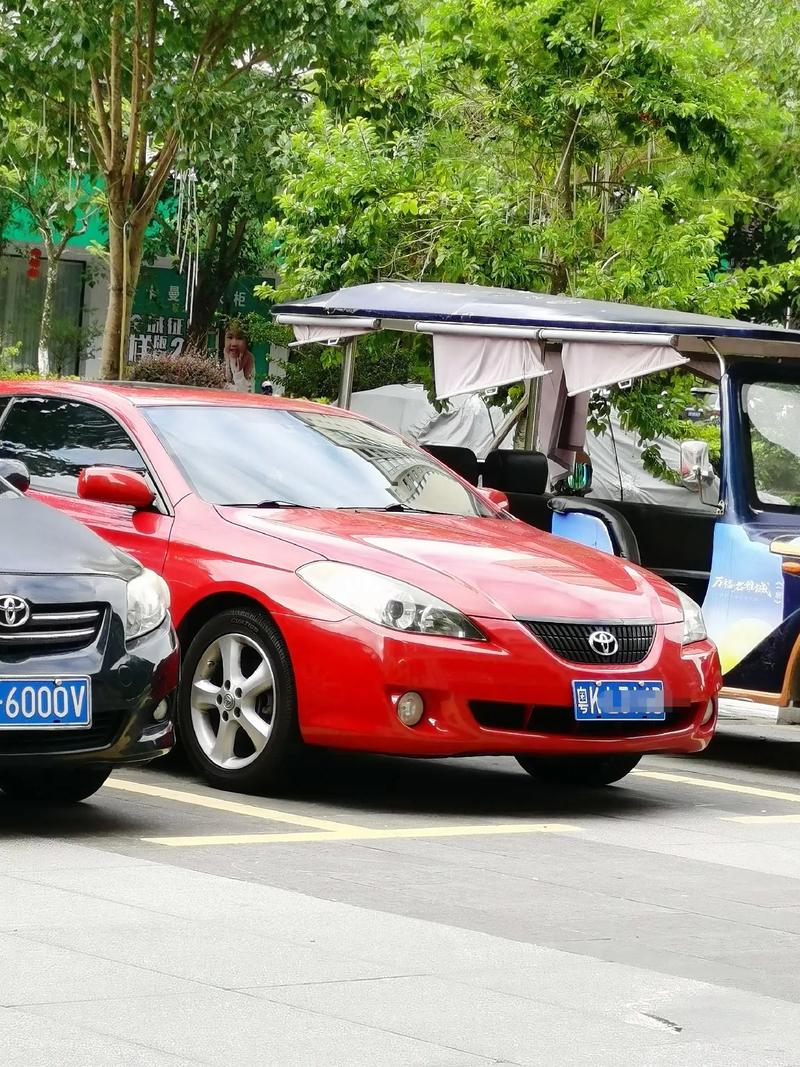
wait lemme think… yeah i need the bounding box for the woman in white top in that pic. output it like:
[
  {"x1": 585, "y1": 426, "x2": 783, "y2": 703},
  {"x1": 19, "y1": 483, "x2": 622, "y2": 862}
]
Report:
[{"x1": 223, "y1": 326, "x2": 255, "y2": 392}]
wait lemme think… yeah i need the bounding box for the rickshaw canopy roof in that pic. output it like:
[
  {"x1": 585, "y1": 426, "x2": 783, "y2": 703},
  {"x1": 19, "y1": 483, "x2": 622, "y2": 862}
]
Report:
[{"x1": 273, "y1": 281, "x2": 800, "y2": 357}]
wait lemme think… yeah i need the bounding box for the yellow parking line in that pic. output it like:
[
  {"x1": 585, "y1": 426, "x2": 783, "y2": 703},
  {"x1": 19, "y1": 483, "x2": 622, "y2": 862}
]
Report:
[
  {"x1": 142, "y1": 823, "x2": 580, "y2": 848},
  {"x1": 105, "y1": 777, "x2": 367, "y2": 833},
  {"x1": 725, "y1": 814, "x2": 800, "y2": 824},
  {"x1": 633, "y1": 769, "x2": 800, "y2": 805}
]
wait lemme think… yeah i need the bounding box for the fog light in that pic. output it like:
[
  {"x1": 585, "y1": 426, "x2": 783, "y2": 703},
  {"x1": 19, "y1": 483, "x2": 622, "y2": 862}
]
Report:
[
  {"x1": 701, "y1": 699, "x2": 715, "y2": 725},
  {"x1": 397, "y1": 691, "x2": 424, "y2": 727},
  {"x1": 153, "y1": 699, "x2": 169, "y2": 722}
]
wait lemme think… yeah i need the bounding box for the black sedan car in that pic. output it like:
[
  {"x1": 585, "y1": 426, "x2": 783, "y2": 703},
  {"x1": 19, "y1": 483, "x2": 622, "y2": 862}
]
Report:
[{"x1": 0, "y1": 461, "x2": 178, "y2": 802}]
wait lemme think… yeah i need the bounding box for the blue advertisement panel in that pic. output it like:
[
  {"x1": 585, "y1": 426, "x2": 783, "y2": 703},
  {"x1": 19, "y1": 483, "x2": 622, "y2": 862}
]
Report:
[{"x1": 701, "y1": 523, "x2": 784, "y2": 675}]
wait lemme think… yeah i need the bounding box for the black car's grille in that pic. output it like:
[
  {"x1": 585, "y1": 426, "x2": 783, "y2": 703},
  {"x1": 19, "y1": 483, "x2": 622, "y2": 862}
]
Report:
[
  {"x1": 0, "y1": 603, "x2": 106, "y2": 656},
  {"x1": 522, "y1": 621, "x2": 655, "y2": 665},
  {"x1": 0, "y1": 708, "x2": 122, "y2": 754}
]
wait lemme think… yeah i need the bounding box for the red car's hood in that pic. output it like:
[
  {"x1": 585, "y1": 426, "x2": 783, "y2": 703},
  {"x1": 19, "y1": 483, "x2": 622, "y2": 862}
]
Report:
[{"x1": 220, "y1": 508, "x2": 682, "y2": 624}]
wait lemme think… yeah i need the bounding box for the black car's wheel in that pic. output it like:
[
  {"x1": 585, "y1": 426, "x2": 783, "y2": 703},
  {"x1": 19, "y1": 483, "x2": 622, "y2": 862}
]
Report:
[
  {"x1": 0, "y1": 766, "x2": 111, "y2": 803},
  {"x1": 179, "y1": 606, "x2": 300, "y2": 794},
  {"x1": 516, "y1": 753, "x2": 642, "y2": 787}
]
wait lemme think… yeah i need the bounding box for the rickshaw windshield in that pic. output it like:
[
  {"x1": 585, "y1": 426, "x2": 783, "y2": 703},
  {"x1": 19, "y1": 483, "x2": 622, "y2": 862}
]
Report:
[{"x1": 743, "y1": 380, "x2": 800, "y2": 508}]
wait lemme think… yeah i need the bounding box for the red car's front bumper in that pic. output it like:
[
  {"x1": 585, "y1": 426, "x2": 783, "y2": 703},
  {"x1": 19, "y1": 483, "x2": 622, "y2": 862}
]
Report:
[{"x1": 279, "y1": 611, "x2": 721, "y2": 758}]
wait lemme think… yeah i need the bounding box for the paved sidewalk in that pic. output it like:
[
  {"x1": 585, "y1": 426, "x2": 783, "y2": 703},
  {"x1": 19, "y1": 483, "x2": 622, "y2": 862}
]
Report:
[
  {"x1": 718, "y1": 698, "x2": 779, "y2": 723},
  {"x1": 2, "y1": 837, "x2": 800, "y2": 1067},
  {"x1": 4, "y1": 735, "x2": 800, "y2": 1066}
]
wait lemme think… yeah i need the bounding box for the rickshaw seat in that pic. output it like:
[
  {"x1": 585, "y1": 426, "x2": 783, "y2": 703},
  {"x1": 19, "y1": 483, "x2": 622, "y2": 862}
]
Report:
[
  {"x1": 483, "y1": 449, "x2": 557, "y2": 532},
  {"x1": 483, "y1": 449, "x2": 549, "y2": 495},
  {"x1": 423, "y1": 444, "x2": 480, "y2": 486}
]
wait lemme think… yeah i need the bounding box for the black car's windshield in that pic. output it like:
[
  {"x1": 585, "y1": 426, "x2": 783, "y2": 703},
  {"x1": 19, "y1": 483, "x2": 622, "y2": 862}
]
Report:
[{"x1": 144, "y1": 405, "x2": 490, "y2": 517}]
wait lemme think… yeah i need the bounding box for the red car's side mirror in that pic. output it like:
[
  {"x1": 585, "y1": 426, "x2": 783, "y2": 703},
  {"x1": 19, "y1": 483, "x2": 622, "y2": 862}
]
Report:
[
  {"x1": 479, "y1": 487, "x2": 510, "y2": 513},
  {"x1": 78, "y1": 466, "x2": 155, "y2": 510}
]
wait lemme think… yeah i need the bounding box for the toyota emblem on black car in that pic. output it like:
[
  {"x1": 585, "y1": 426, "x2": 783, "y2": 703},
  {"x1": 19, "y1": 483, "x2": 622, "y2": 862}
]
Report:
[
  {"x1": 588, "y1": 629, "x2": 618, "y2": 657},
  {"x1": 0, "y1": 595, "x2": 30, "y2": 629}
]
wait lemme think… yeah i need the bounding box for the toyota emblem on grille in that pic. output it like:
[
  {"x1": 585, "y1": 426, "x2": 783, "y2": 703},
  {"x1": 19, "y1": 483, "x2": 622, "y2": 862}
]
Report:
[
  {"x1": 588, "y1": 629, "x2": 618, "y2": 657},
  {"x1": 0, "y1": 595, "x2": 30, "y2": 629}
]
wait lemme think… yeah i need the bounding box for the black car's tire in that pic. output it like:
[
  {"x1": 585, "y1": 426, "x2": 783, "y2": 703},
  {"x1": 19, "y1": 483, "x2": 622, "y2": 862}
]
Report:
[
  {"x1": 515, "y1": 753, "x2": 642, "y2": 787},
  {"x1": 0, "y1": 766, "x2": 111, "y2": 803},
  {"x1": 178, "y1": 606, "x2": 300, "y2": 794}
]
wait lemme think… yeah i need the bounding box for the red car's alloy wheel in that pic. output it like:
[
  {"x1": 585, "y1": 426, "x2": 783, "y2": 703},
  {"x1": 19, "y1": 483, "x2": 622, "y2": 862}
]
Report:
[
  {"x1": 191, "y1": 631, "x2": 277, "y2": 771},
  {"x1": 179, "y1": 606, "x2": 300, "y2": 793}
]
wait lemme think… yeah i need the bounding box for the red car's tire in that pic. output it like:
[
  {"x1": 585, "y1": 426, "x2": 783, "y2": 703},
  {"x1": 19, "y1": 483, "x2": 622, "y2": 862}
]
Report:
[
  {"x1": 515, "y1": 753, "x2": 642, "y2": 787},
  {"x1": 178, "y1": 606, "x2": 301, "y2": 794}
]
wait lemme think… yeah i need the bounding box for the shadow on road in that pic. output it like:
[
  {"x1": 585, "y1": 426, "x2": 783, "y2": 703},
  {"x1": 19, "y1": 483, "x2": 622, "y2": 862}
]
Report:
[
  {"x1": 158, "y1": 745, "x2": 670, "y2": 820},
  {"x1": 695, "y1": 727, "x2": 800, "y2": 775},
  {"x1": 0, "y1": 794, "x2": 158, "y2": 841},
  {"x1": 302, "y1": 753, "x2": 672, "y2": 819}
]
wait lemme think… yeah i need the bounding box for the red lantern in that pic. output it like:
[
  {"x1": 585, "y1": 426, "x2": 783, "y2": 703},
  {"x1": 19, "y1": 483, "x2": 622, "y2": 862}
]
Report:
[{"x1": 26, "y1": 247, "x2": 42, "y2": 281}]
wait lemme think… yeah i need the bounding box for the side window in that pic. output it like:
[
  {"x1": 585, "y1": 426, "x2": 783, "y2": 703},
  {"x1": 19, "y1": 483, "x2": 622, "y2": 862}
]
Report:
[
  {"x1": 744, "y1": 381, "x2": 800, "y2": 507},
  {"x1": 0, "y1": 397, "x2": 146, "y2": 495},
  {"x1": 587, "y1": 388, "x2": 721, "y2": 511}
]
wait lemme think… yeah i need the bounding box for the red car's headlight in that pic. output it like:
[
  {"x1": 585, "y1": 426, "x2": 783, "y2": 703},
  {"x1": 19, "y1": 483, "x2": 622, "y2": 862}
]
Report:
[
  {"x1": 297, "y1": 561, "x2": 484, "y2": 641},
  {"x1": 674, "y1": 587, "x2": 707, "y2": 645}
]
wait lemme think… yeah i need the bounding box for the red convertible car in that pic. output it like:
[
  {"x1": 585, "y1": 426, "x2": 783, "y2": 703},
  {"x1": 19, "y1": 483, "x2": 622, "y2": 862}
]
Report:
[{"x1": 0, "y1": 382, "x2": 721, "y2": 793}]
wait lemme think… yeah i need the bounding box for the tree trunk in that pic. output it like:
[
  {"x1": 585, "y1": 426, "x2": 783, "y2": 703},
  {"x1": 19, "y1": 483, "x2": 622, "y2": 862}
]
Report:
[
  {"x1": 550, "y1": 110, "x2": 580, "y2": 296},
  {"x1": 186, "y1": 269, "x2": 229, "y2": 348},
  {"x1": 37, "y1": 242, "x2": 58, "y2": 377},
  {"x1": 99, "y1": 206, "x2": 147, "y2": 379},
  {"x1": 186, "y1": 214, "x2": 248, "y2": 348}
]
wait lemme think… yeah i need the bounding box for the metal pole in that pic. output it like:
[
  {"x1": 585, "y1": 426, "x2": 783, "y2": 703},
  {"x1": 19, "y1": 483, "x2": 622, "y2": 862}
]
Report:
[
  {"x1": 339, "y1": 337, "x2": 358, "y2": 409},
  {"x1": 523, "y1": 379, "x2": 540, "y2": 451}
]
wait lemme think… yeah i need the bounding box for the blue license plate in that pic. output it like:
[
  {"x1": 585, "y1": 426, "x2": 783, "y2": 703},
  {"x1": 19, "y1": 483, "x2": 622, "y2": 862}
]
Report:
[
  {"x1": 0, "y1": 678, "x2": 91, "y2": 728},
  {"x1": 572, "y1": 680, "x2": 665, "y2": 721}
]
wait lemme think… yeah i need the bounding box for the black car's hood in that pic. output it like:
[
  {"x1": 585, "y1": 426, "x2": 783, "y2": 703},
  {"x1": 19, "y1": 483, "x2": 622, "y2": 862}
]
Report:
[{"x1": 0, "y1": 493, "x2": 139, "y2": 579}]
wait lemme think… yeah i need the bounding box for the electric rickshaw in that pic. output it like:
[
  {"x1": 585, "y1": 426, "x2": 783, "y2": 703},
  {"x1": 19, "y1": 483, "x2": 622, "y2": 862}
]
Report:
[{"x1": 274, "y1": 281, "x2": 800, "y2": 719}]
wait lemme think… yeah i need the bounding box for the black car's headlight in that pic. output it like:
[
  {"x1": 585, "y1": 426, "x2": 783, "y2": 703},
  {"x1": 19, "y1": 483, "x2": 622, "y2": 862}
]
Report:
[
  {"x1": 297, "y1": 561, "x2": 484, "y2": 640},
  {"x1": 126, "y1": 569, "x2": 170, "y2": 642}
]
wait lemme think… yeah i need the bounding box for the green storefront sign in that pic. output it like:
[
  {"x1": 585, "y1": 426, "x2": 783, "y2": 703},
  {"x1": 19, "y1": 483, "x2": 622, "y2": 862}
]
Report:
[
  {"x1": 129, "y1": 267, "x2": 273, "y2": 389},
  {"x1": 128, "y1": 267, "x2": 189, "y2": 361}
]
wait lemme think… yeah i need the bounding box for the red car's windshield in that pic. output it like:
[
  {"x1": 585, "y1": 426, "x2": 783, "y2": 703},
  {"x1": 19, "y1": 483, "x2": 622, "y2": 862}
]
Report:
[{"x1": 145, "y1": 404, "x2": 490, "y2": 517}]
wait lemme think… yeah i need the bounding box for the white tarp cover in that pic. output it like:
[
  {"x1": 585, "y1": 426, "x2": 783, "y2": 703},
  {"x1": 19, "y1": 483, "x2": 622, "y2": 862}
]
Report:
[
  {"x1": 562, "y1": 341, "x2": 688, "y2": 396},
  {"x1": 587, "y1": 420, "x2": 719, "y2": 510},
  {"x1": 352, "y1": 382, "x2": 717, "y2": 509},
  {"x1": 292, "y1": 324, "x2": 373, "y2": 345},
  {"x1": 350, "y1": 384, "x2": 509, "y2": 456},
  {"x1": 433, "y1": 333, "x2": 549, "y2": 400},
  {"x1": 536, "y1": 347, "x2": 590, "y2": 473}
]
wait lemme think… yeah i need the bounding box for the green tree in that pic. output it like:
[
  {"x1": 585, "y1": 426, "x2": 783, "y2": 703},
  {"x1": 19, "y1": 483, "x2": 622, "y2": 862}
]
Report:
[
  {"x1": 271, "y1": 0, "x2": 793, "y2": 304},
  {"x1": 0, "y1": 0, "x2": 401, "y2": 379},
  {"x1": 266, "y1": 0, "x2": 800, "y2": 425},
  {"x1": 1, "y1": 123, "x2": 98, "y2": 374}
]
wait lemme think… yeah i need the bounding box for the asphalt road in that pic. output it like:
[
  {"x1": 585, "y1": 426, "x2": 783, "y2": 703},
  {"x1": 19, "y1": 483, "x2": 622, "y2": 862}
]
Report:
[{"x1": 2, "y1": 720, "x2": 800, "y2": 1066}]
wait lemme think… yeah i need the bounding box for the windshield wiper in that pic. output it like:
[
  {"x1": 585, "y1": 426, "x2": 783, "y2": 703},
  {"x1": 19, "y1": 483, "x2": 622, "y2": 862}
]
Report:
[
  {"x1": 230, "y1": 500, "x2": 316, "y2": 509},
  {"x1": 337, "y1": 503, "x2": 441, "y2": 514}
]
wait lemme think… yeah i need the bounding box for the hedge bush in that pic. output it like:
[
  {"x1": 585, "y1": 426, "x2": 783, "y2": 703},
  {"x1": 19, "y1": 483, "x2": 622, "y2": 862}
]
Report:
[{"x1": 129, "y1": 352, "x2": 226, "y2": 389}]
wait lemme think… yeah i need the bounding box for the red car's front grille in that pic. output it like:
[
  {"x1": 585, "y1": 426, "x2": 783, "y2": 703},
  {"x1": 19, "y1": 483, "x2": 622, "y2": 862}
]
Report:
[
  {"x1": 522, "y1": 621, "x2": 656, "y2": 665},
  {"x1": 469, "y1": 701, "x2": 695, "y2": 736}
]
